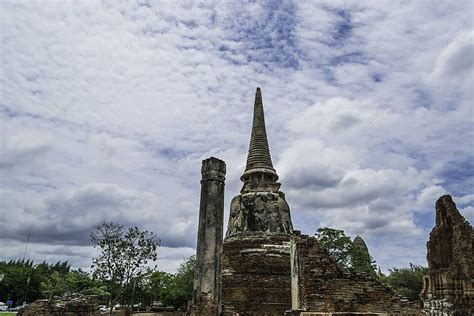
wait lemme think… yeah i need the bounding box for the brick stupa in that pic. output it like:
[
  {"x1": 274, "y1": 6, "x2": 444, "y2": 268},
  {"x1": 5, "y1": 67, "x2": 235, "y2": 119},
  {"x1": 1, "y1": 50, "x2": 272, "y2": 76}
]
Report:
[{"x1": 222, "y1": 88, "x2": 293, "y2": 314}]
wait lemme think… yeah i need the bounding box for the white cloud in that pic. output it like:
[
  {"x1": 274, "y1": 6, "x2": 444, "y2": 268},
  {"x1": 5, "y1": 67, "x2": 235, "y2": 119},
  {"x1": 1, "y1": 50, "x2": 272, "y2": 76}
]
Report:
[
  {"x1": 0, "y1": 0, "x2": 472, "y2": 273},
  {"x1": 459, "y1": 206, "x2": 474, "y2": 220},
  {"x1": 428, "y1": 29, "x2": 474, "y2": 86},
  {"x1": 455, "y1": 194, "x2": 474, "y2": 205},
  {"x1": 0, "y1": 182, "x2": 196, "y2": 247}
]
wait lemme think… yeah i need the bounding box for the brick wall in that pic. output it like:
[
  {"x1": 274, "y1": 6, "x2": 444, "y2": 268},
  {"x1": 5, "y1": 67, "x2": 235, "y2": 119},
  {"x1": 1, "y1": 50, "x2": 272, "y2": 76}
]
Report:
[
  {"x1": 222, "y1": 234, "x2": 292, "y2": 315},
  {"x1": 292, "y1": 235, "x2": 422, "y2": 315}
]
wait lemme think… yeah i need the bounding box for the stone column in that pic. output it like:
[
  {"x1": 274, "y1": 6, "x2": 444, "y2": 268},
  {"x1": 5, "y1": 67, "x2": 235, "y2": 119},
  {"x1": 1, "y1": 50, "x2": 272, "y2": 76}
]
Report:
[
  {"x1": 290, "y1": 235, "x2": 301, "y2": 311},
  {"x1": 192, "y1": 157, "x2": 226, "y2": 315}
]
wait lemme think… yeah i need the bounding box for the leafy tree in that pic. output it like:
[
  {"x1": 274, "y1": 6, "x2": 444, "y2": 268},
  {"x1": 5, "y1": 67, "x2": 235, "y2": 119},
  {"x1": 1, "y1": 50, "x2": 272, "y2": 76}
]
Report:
[
  {"x1": 141, "y1": 270, "x2": 173, "y2": 307},
  {"x1": 35, "y1": 261, "x2": 71, "y2": 277},
  {"x1": 315, "y1": 228, "x2": 353, "y2": 267},
  {"x1": 40, "y1": 268, "x2": 93, "y2": 300},
  {"x1": 351, "y1": 245, "x2": 377, "y2": 276},
  {"x1": 41, "y1": 271, "x2": 68, "y2": 300},
  {"x1": 40, "y1": 268, "x2": 109, "y2": 301},
  {"x1": 315, "y1": 227, "x2": 377, "y2": 277},
  {"x1": 120, "y1": 275, "x2": 147, "y2": 309},
  {"x1": 381, "y1": 264, "x2": 428, "y2": 301},
  {"x1": 81, "y1": 284, "x2": 110, "y2": 297},
  {"x1": 161, "y1": 256, "x2": 195, "y2": 310},
  {"x1": 90, "y1": 222, "x2": 159, "y2": 314},
  {"x1": 141, "y1": 256, "x2": 195, "y2": 310},
  {"x1": 0, "y1": 260, "x2": 43, "y2": 306},
  {"x1": 69, "y1": 270, "x2": 109, "y2": 300},
  {"x1": 0, "y1": 260, "x2": 108, "y2": 306}
]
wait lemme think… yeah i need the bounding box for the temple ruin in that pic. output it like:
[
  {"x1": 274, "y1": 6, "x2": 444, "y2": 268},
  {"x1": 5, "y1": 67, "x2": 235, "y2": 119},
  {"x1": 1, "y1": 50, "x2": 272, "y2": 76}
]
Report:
[
  {"x1": 222, "y1": 87, "x2": 293, "y2": 314},
  {"x1": 190, "y1": 158, "x2": 226, "y2": 315},
  {"x1": 191, "y1": 88, "x2": 431, "y2": 315},
  {"x1": 421, "y1": 195, "x2": 473, "y2": 315},
  {"x1": 288, "y1": 233, "x2": 420, "y2": 314}
]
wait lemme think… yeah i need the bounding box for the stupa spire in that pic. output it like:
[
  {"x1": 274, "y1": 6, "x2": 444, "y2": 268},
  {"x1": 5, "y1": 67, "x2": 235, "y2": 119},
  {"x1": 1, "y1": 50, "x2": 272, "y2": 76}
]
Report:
[
  {"x1": 353, "y1": 235, "x2": 369, "y2": 254},
  {"x1": 242, "y1": 88, "x2": 278, "y2": 182}
]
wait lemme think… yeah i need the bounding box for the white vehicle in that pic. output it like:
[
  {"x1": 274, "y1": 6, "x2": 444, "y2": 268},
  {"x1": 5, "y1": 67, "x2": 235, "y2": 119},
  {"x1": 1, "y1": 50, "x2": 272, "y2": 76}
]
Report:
[
  {"x1": 99, "y1": 305, "x2": 108, "y2": 312},
  {"x1": 0, "y1": 302, "x2": 8, "y2": 311}
]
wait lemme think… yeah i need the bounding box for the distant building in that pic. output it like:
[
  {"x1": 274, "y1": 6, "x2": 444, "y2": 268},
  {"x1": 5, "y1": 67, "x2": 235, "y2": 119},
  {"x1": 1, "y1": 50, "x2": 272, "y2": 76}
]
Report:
[
  {"x1": 353, "y1": 235, "x2": 369, "y2": 254},
  {"x1": 353, "y1": 234, "x2": 374, "y2": 269}
]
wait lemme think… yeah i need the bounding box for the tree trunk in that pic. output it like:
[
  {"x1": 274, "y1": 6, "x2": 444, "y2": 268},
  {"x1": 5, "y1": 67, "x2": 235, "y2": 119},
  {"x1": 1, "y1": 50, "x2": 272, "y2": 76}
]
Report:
[{"x1": 108, "y1": 297, "x2": 114, "y2": 316}]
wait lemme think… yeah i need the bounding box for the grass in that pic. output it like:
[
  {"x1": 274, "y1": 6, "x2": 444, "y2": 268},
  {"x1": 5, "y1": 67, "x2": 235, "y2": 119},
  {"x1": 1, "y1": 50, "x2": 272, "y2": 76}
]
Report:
[{"x1": 0, "y1": 313, "x2": 17, "y2": 315}]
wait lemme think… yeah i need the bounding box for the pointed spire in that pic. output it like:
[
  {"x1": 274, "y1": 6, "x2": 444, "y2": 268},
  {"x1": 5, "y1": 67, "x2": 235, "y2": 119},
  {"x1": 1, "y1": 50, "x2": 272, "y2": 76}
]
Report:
[
  {"x1": 353, "y1": 235, "x2": 369, "y2": 254},
  {"x1": 242, "y1": 88, "x2": 278, "y2": 182}
]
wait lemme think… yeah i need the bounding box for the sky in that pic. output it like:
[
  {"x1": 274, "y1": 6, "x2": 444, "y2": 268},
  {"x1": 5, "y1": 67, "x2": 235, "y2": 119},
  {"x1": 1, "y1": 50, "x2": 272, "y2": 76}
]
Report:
[{"x1": 0, "y1": 0, "x2": 473, "y2": 273}]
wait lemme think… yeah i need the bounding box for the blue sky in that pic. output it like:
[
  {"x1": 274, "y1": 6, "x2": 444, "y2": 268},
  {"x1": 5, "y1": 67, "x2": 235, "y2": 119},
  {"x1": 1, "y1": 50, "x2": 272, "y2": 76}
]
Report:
[{"x1": 0, "y1": 0, "x2": 473, "y2": 273}]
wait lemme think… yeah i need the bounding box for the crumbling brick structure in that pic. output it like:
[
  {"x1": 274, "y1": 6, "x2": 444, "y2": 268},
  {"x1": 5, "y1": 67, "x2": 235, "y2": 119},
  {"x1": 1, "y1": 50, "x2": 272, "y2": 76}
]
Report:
[
  {"x1": 288, "y1": 233, "x2": 422, "y2": 315},
  {"x1": 223, "y1": 235, "x2": 292, "y2": 314},
  {"x1": 421, "y1": 195, "x2": 473, "y2": 315},
  {"x1": 222, "y1": 88, "x2": 293, "y2": 315},
  {"x1": 18, "y1": 294, "x2": 100, "y2": 316}
]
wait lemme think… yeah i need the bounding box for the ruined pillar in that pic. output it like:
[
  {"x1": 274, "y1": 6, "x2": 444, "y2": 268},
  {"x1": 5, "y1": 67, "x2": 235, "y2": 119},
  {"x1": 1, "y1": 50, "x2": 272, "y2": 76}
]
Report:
[
  {"x1": 192, "y1": 157, "x2": 226, "y2": 316},
  {"x1": 290, "y1": 234, "x2": 301, "y2": 311}
]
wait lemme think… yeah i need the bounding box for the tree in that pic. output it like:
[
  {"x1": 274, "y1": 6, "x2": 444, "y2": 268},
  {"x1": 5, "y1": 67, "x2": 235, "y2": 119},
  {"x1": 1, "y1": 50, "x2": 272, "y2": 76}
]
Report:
[
  {"x1": 141, "y1": 270, "x2": 173, "y2": 307},
  {"x1": 90, "y1": 222, "x2": 159, "y2": 314},
  {"x1": 41, "y1": 271, "x2": 68, "y2": 301},
  {"x1": 314, "y1": 227, "x2": 377, "y2": 277},
  {"x1": 381, "y1": 264, "x2": 428, "y2": 301},
  {"x1": 351, "y1": 245, "x2": 377, "y2": 276},
  {"x1": 0, "y1": 260, "x2": 105, "y2": 307},
  {"x1": 315, "y1": 228, "x2": 353, "y2": 268},
  {"x1": 0, "y1": 260, "x2": 43, "y2": 306},
  {"x1": 157, "y1": 256, "x2": 195, "y2": 310},
  {"x1": 169, "y1": 255, "x2": 195, "y2": 309}
]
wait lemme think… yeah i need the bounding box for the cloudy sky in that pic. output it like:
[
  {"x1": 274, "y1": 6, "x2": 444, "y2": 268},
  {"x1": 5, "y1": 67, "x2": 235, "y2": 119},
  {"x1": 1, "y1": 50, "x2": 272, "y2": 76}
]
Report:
[{"x1": 1, "y1": 0, "x2": 473, "y2": 273}]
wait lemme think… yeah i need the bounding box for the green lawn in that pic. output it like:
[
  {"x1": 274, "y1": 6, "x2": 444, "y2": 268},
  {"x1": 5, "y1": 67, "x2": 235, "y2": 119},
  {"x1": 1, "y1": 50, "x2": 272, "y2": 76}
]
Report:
[{"x1": 0, "y1": 313, "x2": 17, "y2": 315}]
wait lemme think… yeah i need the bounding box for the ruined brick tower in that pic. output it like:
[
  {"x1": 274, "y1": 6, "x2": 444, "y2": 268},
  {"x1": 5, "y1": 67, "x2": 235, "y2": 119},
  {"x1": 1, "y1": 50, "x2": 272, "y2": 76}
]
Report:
[
  {"x1": 222, "y1": 87, "x2": 293, "y2": 314},
  {"x1": 421, "y1": 195, "x2": 473, "y2": 315}
]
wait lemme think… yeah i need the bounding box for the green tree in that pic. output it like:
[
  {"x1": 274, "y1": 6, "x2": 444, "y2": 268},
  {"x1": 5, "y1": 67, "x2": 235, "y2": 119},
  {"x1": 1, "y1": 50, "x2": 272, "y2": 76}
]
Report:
[
  {"x1": 381, "y1": 264, "x2": 427, "y2": 301},
  {"x1": 63, "y1": 269, "x2": 109, "y2": 301},
  {"x1": 90, "y1": 222, "x2": 159, "y2": 314},
  {"x1": 142, "y1": 270, "x2": 173, "y2": 307},
  {"x1": 315, "y1": 227, "x2": 377, "y2": 277},
  {"x1": 315, "y1": 228, "x2": 353, "y2": 267},
  {"x1": 0, "y1": 260, "x2": 43, "y2": 306},
  {"x1": 351, "y1": 245, "x2": 377, "y2": 276},
  {"x1": 41, "y1": 271, "x2": 69, "y2": 300},
  {"x1": 169, "y1": 255, "x2": 195, "y2": 309},
  {"x1": 0, "y1": 260, "x2": 105, "y2": 306},
  {"x1": 156, "y1": 256, "x2": 195, "y2": 310}
]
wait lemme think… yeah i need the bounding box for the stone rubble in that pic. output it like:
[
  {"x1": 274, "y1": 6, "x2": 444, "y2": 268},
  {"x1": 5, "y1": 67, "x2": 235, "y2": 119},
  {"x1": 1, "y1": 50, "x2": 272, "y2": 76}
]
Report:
[{"x1": 18, "y1": 293, "x2": 100, "y2": 316}]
